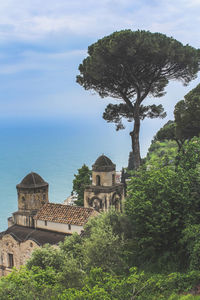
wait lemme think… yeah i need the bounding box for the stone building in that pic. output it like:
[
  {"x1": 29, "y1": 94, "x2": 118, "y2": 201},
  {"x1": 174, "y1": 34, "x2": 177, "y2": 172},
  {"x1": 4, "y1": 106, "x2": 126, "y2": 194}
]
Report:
[
  {"x1": 0, "y1": 224, "x2": 68, "y2": 277},
  {"x1": 0, "y1": 155, "x2": 124, "y2": 277},
  {"x1": 84, "y1": 155, "x2": 124, "y2": 212},
  {"x1": 0, "y1": 172, "x2": 98, "y2": 277}
]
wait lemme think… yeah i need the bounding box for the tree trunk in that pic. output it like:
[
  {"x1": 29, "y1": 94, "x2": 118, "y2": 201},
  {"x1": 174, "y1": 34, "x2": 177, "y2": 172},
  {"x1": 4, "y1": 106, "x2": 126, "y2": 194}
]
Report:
[{"x1": 130, "y1": 109, "x2": 141, "y2": 170}]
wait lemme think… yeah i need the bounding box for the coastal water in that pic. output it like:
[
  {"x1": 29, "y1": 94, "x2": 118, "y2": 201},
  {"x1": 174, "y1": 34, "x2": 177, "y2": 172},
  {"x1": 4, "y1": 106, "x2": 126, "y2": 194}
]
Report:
[{"x1": 0, "y1": 116, "x2": 134, "y2": 232}]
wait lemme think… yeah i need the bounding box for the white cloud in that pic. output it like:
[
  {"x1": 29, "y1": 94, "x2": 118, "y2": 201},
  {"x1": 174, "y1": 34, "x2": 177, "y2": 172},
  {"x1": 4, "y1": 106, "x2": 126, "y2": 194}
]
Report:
[
  {"x1": 0, "y1": 0, "x2": 199, "y2": 47},
  {"x1": 0, "y1": 0, "x2": 199, "y2": 121}
]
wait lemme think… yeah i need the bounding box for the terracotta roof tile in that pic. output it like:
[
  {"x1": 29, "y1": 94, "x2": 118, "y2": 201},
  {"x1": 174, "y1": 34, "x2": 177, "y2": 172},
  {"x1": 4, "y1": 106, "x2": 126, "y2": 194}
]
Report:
[{"x1": 34, "y1": 203, "x2": 98, "y2": 226}]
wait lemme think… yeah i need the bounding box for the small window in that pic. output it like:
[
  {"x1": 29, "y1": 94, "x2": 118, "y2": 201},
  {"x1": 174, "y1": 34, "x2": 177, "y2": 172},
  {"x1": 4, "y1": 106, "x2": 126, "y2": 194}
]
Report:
[
  {"x1": 43, "y1": 194, "x2": 46, "y2": 201},
  {"x1": 68, "y1": 224, "x2": 71, "y2": 230},
  {"x1": 45, "y1": 220, "x2": 47, "y2": 226},
  {"x1": 30, "y1": 242, "x2": 33, "y2": 248},
  {"x1": 96, "y1": 175, "x2": 101, "y2": 186},
  {"x1": 112, "y1": 174, "x2": 115, "y2": 185},
  {"x1": 8, "y1": 253, "x2": 14, "y2": 268}
]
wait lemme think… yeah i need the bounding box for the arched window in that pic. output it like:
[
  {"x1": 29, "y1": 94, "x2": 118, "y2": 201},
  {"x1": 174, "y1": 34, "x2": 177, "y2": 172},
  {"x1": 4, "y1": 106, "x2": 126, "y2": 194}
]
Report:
[
  {"x1": 21, "y1": 196, "x2": 26, "y2": 209},
  {"x1": 96, "y1": 175, "x2": 101, "y2": 186}
]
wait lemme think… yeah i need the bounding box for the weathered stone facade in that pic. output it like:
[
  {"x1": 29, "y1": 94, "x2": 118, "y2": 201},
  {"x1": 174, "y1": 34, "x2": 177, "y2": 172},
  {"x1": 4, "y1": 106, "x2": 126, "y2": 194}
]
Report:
[
  {"x1": 0, "y1": 172, "x2": 61, "y2": 277},
  {"x1": 84, "y1": 155, "x2": 124, "y2": 212},
  {"x1": 0, "y1": 234, "x2": 39, "y2": 277},
  {"x1": 14, "y1": 172, "x2": 49, "y2": 227},
  {"x1": 0, "y1": 171, "x2": 99, "y2": 277}
]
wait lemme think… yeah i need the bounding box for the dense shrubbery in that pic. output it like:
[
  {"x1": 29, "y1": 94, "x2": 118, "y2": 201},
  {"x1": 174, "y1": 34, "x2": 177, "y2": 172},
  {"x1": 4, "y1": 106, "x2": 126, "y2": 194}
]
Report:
[{"x1": 125, "y1": 139, "x2": 200, "y2": 272}]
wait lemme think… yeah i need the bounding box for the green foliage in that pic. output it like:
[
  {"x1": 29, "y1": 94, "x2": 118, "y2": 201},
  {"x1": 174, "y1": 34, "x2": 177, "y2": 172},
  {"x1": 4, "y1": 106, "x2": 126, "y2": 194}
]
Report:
[
  {"x1": 154, "y1": 120, "x2": 185, "y2": 152},
  {"x1": 0, "y1": 266, "x2": 60, "y2": 300},
  {"x1": 60, "y1": 232, "x2": 83, "y2": 260},
  {"x1": 154, "y1": 121, "x2": 176, "y2": 142},
  {"x1": 72, "y1": 164, "x2": 91, "y2": 206},
  {"x1": 146, "y1": 140, "x2": 178, "y2": 168},
  {"x1": 103, "y1": 103, "x2": 166, "y2": 131},
  {"x1": 169, "y1": 296, "x2": 200, "y2": 300},
  {"x1": 125, "y1": 161, "x2": 200, "y2": 270},
  {"x1": 2, "y1": 266, "x2": 200, "y2": 299},
  {"x1": 82, "y1": 212, "x2": 127, "y2": 274},
  {"x1": 58, "y1": 256, "x2": 85, "y2": 289},
  {"x1": 181, "y1": 224, "x2": 200, "y2": 271},
  {"x1": 175, "y1": 84, "x2": 200, "y2": 141},
  {"x1": 147, "y1": 83, "x2": 200, "y2": 169},
  {"x1": 178, "y1": 137, "x2": 200, "y2": 170},
  {"x1": 27, "y1": 244, "x2": 63, "y2": 271},
  {"x1": 77, "y1": 30, "x2": 199, "y2": 100}
]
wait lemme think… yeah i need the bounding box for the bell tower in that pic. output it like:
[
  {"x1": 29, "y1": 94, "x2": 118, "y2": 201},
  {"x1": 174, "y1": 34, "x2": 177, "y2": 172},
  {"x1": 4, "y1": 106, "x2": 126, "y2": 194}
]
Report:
[
  {"x1": 16, "y1": 172, "x2": 49, "y2": 213},
  {"x1": 11, "y1": 172, "x2": 49, "y2": 227},
  {"x1": 84, "y1": 155, "x2": 124, "y2": 212}
]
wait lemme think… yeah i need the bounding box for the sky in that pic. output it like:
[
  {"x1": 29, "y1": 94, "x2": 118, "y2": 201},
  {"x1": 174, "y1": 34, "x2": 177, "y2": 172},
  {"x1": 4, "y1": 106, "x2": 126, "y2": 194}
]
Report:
[{"x1": 0, "y1": 0, "x2": 199, "y2": 150}]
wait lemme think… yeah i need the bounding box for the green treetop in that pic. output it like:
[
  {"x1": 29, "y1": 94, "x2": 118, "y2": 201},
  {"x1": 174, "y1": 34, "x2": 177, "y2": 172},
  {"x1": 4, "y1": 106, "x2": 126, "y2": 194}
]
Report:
[
  {"x1": 175, "y1": 83, "x2": 200, "y2": 141},
  {"x1": 72, "y1": 164, "x2": 91, "y2": 206},
  {"x1": 77, "y1": 30, "x2": 200, "y2": 169},
  {"x1": 154, "y1": 120, "x2": 185, "y2": 152}
]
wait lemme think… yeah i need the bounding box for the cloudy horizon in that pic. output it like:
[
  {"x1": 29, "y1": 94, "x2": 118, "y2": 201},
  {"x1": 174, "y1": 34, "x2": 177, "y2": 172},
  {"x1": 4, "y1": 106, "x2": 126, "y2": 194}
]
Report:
[{"x1": 0, "y1": 0, "x2": 199, "y2": 126}]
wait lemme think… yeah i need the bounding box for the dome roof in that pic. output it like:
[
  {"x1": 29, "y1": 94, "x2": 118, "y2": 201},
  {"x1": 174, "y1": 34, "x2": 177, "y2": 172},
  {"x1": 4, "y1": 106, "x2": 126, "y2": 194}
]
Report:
[
  {"x1": 17, "y1": 172, "x2": 48, "y2": 189},
  {"x1": 92, "y1": 155, "x2": 115, "y2": 172}
]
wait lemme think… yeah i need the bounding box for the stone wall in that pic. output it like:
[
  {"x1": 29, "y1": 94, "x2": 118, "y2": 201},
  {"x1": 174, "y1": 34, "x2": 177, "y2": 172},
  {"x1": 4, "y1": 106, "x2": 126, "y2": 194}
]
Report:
[
  {"x1": 84, "y1": 184, "x2": 124, "y2": 212},
  {"x1": 0, "y1": 234, "x2": 39, "y2": 277},
  {"x1": 92, "y1": 171, "x2": 115, "y2": 186},
  {"x1": 17, "y1": 186, "x2": 48, "y2": 212},
  {"x1": 12, "y1": 212, "x2": 35, "y2": 227}
]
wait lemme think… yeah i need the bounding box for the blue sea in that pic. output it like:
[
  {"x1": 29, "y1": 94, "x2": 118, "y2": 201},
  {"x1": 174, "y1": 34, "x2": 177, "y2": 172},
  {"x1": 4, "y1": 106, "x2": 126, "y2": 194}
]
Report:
[
  {"x1": 0, "y1": 115, "x2": 162, "y2": 231},
  {"x1": 0, "y1": 117, "x2": 129, "y2": 231}
]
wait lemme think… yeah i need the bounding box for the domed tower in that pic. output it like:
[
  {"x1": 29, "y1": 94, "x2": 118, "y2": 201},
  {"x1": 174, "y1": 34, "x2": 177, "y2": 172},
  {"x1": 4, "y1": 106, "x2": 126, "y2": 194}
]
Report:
[
  {"x1": 16, "y1": 172, "x2": 49, "y2": 212},
  {"x1": 12, "y1": 172, "x2": 49, "y2": 227},
  {"x1": 84, "y1": 155, "x2": 124, "y2": 212},
  {"x1": 92, "y1": 155, "x2": 116, "y2": 187}
]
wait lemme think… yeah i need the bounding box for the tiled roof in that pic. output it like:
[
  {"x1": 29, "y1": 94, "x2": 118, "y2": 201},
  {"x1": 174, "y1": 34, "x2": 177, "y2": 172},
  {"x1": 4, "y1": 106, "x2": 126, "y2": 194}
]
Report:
[
  {"x1": 34, "y1": 203, "x2": 99, "y2": 226},
  {"x1": 0, "y1": 225, "x2": 68, "y2": 246}
]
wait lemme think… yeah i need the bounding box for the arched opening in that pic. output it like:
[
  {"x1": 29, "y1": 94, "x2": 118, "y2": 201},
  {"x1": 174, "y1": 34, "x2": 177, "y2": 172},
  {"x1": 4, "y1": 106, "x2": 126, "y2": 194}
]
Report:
[
  {"x1": 96, "y1": 175, "x2": 101, "y2": 186},
  {"x1": 21, "y1": 196, "x2": 26, "y2": 209},
  {"x1": 92, "y1": 198, "x2": 102, "y2": 211},
  {"x1": 111, "y1": 193, "x2": 121, "y2": 212},
  {"x1": 88, "y1": 197, "x2": 103, "y2": 212}
]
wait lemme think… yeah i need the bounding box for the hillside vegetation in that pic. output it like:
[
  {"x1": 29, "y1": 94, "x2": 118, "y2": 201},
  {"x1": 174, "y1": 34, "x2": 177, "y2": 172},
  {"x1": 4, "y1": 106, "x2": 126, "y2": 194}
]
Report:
[{"x1": 0, "y1": 137, "x2": 200, "y2": 299}]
